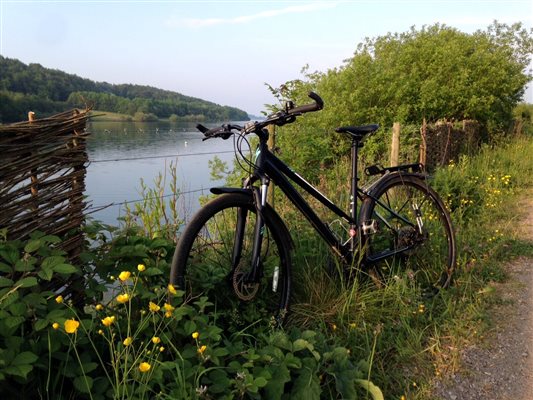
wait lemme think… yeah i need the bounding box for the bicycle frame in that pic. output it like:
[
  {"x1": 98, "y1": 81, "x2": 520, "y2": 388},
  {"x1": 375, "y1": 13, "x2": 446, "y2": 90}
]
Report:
[{"x1": 244, "y1": 132, "x2": 365, "y2": 270}]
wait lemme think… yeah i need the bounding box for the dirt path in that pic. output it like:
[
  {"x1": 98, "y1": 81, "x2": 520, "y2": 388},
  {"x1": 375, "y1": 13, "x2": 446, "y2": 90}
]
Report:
[{"x1": 433, "y1": 193, "x2": 533, "y2": 400}]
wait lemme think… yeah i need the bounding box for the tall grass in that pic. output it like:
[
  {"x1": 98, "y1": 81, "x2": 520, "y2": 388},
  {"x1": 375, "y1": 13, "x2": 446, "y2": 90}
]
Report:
[{"x1": 275, "y1": 134, "x2": 533, "y2": 397}]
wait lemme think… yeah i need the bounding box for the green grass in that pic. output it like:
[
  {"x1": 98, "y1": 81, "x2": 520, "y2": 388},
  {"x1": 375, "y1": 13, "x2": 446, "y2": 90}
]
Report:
[{"x1": 274, "y1": 134, "x2": 533, "y2": 398}]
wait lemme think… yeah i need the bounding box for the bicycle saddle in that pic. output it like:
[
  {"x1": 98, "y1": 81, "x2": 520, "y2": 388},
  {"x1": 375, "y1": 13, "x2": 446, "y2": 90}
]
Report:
[{"x1": 335, "y1": 124, "x2": 379, "y2": 140}]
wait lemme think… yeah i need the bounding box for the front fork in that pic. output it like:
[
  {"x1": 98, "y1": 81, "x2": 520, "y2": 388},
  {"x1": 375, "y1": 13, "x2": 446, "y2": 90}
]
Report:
[{"x1": 231, "y1": 177, "x2": 269, "y2": 285}]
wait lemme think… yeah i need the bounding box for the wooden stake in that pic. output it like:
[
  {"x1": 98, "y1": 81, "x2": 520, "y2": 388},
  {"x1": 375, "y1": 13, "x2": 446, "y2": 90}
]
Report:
[
  {"x1": 390, "y1": 122, "x2": 400, "y2": 167},
  {"x1": 420, "y1": 118, "x2": 427, "y2": 167}
]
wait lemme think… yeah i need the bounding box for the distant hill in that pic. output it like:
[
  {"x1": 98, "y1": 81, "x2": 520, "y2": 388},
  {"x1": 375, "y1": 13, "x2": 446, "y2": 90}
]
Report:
[{"x1": 0, "y1": 56, "x2": 249, "y2": 123}]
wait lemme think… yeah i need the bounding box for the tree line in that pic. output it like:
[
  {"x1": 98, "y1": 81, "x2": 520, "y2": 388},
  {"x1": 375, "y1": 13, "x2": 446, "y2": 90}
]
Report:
[{"x1": 0, "y1": 56, "x2": 249, "y2": 123}]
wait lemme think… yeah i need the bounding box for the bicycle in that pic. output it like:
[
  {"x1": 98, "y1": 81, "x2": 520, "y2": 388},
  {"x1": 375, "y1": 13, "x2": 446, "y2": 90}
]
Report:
[{"x1": 169, "y1": 92, "x2": 456, "y2": 325}]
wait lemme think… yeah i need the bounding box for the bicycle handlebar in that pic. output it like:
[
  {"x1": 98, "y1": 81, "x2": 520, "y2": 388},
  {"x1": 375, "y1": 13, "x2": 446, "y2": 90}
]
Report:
[{"x1": 197, "y1": 91, "x2": 323, "y2": 140}]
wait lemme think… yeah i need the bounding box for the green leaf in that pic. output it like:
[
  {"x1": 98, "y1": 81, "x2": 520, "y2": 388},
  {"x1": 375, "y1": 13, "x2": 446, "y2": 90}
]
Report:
[
  {"x1": 8, "y1": 301, "x2": 26, "y2": 316},
  {"x1": 38, "y1": 268, "x2": 54, "y2": 281},
  {"x1": 254, "y1": 376, "x2": 268, "y2": 388},
  {"x1": 53, "y1": 263, "x2": 78, "y2": 274},
  {"x1": 290, "y1": 367, "x2": 320, "y2": 400},
  {"x1": 0, "y1": 276, "x2": 14, "y2": 288},
  {"x1": 264, "y1": 364, "x2": 290, "y2": 400},
  {"x1": 41, "y1": 256, "x2": 65, "y2": 270},
  {"x1": 0, "y1": 262, "x2": 12, "y2": 273},
  {"x1": 74, "y1": 376, "x2": 94, "y2": 393},
  {"x1": 24, "y1": 239, "x2": 42, "y2": 253},
  {"x1": 293, "y1": 339, "x2": 312, "y2": 352},
  {"x1": 5, "y1": 316, "x2": 25, "y2": 329},
  {"x1": 15, "y1": 277, "x2": 38, "y2": 288},
  {"x1": 12, "y1": 351, "x2": 38, "y2": 366},
  {"x1": 4, "y1": 364, "x2": 32, "y2": 379},
  {"x1": 34, "y1": 319, "x2": 49, "y2": 331},
  {"x1": 355, "y1": 379, "x2": 384, "y2": 400},
  {"x1": 14, "y1": 259, "x2": 35, "y2": 272}
]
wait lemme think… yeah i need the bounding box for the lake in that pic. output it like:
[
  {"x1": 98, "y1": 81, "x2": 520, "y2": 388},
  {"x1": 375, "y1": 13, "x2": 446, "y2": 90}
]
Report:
[{"x1": 85, "y1": 121, "x2": 241, "y2": 226}]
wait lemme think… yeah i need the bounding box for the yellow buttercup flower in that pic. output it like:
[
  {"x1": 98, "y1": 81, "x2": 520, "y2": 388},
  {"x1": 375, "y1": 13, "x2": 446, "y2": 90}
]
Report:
[
  {"x1": 152, "y1": 336, "x2": 161, "y2": 344},
  {"x1": 164, "y1": 311, "x2": 172, "y2": 318},
  {"x1": 55, "y1": 295, "x2": 64, "y2": 304},
  {"x1": 149, "y1": 302, "x2": 160, "y2": 312},
  {"x1": 116, "y1": 293, "x2": 130, "y2": 304},
  {"x1": 137, "y1": 264, "x2": 146, "y2": 272},
  {"x1": 159, "y1": 346, "x2": 165, "y2": 352},
  {"x1": 123, "y1": 337, "x2": 133, "y2": 346},
  {"x1": 163, "y1": 303, "x2": 175, "y2": 312},
  {"x1": 118, "y1": 271, "x2": 131, "y2": 282},
  {"x1": 52, "y1": 322, "x2": 59, "y2": 330},
  {"x1": 168, "y1": 284, "x2": 177, "y2": 295},
  {"x1": 102, "y1": 316, "x2": 115, "y2": 327},
  {"x1": 95, "y1": 304, "x2": 104, "y2": 311},
  {"x1": 198, "y1": 345, "x2": 207, "y2": 354},
  {"x1": 98, "y1": 329, "x2": 104, "y2": 335},
  {"x1": 192, "y1": 331, "x2": 199, "y2": 340},
  {"x1": 139, "y1": 362, "x2": 151, "y2": 373},
  {"x1": 64, "y1": 319, "x2": 80, "y2": 334}
]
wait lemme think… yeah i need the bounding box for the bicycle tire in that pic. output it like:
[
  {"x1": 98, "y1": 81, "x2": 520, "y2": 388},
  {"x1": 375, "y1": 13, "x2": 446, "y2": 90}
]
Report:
[
  {"x1": 359, "y1": 173, "x2": 456, "y2": 294},
  {"x1": 170, "y1": 192, "x2": 292, "y2": 326}
]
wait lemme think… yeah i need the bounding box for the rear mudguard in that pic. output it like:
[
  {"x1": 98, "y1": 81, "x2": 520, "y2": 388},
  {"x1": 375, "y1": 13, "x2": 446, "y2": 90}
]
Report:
[{"x1": 209, "y1": 187, "x2": 294, "y2": 249}]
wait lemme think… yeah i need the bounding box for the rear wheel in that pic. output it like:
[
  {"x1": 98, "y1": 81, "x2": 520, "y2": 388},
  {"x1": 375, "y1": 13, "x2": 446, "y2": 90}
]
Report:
[
  {"x1": 360, "y1": 174, "x2": 456, "y2": 294},
  {"x1": 170, "y1": 193, "x2": 292, "y2": 327}
]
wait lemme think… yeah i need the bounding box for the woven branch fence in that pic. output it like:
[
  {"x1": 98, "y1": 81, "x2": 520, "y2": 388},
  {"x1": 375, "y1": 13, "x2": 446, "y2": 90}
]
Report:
[
  {"x1": 0, "y1": 109, "x2": 90, "y2": 262},
  {"x1": 420, "y1": 119, "x2": 481, "y2": 170}
]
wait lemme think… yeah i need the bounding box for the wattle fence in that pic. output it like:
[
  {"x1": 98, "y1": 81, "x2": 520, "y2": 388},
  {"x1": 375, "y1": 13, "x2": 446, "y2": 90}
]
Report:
[{"x1": 0, "y1": 109, "x2": 90, "y2": 260}]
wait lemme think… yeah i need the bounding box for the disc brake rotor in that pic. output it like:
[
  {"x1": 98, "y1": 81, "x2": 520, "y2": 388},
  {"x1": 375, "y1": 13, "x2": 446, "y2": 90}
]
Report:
[{"x1": 232, "y1": 262, "x2": 259, "y2": 301}]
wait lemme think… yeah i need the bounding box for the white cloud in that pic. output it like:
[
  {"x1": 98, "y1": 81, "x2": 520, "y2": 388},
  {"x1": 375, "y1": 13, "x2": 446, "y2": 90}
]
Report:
[{"x1": 166, "y1": 2, "x2": 338, "y2": 29}]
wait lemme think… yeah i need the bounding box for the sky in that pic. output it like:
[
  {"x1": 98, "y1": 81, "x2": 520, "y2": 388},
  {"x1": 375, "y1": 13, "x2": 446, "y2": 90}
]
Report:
[{"x1": 1, "y1": 0, "x2": 532, "y2": 115}]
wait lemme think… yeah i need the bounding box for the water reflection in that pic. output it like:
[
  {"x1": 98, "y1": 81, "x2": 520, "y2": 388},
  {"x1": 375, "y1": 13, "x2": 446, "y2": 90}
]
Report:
[{"x1": 85, "y1": 121, "x2": 238, "y2": 225}]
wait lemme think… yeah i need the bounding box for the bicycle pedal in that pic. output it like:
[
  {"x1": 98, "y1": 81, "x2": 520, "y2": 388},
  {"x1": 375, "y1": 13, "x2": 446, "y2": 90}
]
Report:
[{"x1": 362, "y1": 219, "x2": 378, "y2": 235}]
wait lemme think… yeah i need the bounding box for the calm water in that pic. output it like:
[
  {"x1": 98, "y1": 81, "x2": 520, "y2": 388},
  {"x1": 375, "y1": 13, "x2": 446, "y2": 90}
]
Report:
[{"x1": 85, "y1": 121, "x2": 239, "y2": 225}]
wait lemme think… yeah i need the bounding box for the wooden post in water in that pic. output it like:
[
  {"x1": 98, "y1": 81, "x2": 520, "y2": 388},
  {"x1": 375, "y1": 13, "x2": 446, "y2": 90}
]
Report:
[
  {"x1": 390, "y1": 122, "x2": 400, "y2": 167},
  {"x1": 267, "y1": 124, "x2": 276, "y2": 208}
]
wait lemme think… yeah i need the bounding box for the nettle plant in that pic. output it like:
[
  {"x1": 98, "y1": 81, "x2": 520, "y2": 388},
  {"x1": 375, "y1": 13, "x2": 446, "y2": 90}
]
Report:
[{"x1": 0, "y1": 228, "x2": 383, "y2": 399}]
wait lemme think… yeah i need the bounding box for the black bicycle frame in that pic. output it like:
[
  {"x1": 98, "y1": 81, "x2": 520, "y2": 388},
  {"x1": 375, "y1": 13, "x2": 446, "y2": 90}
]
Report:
[{"x1": 250, "y1": 136, "x2": 361, "y2": 263}]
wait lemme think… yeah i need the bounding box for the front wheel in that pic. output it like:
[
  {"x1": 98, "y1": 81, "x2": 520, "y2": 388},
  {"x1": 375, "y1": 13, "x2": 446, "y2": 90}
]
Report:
[
  {"x1": 170, "y1": 192, "x2": 292, "y2": 327},
  {"x1": 359, "y1": 174, "x2": 456, "y2": 294}
]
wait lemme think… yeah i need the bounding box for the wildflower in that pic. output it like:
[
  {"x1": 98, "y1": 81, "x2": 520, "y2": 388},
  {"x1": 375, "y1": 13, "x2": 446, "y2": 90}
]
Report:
[
  {"x1": 163, "y1": 303, "x2": 175, "y2": 312},
  {"x1": 168, "y1": 284, "x2": 177, "y2": 295},
  {"x1": 165, "y1": 311, "x2": 172, "y2": 318},
  {"x1": 159, "y1": 346, "x2": 165, "y2": 352},
  {"x1": 139, "y1": 362, "x2": 151, "y2": 373},
  {"x1": 137, "y1": 263, "x2": 146, "y2": 272},
  {"x1": 400, "y1": 396, "x2": 406, "y2": 400},
  {"x1": 55, "y1": 295, "x2": 64, "y2": 304},
  {"x1": 198, "y1": 345, "x2": 207, "y2": 354},
  {"x1": 192, "y1": 331, "x2": 199, "y2": 340},
  {"x1": 102, "y1": 316, "x2": 115, "y2": 327},
  {"x1": 123, "y1": 337, "x2": 133, "y2": 346},
  {"x1": 95, "y1": 304, "x2": 104, "y2": 311},
  {"x1": 149, "y1": 302, "x2": 160, "y2": 312},
  {"x1": 332, "y1": 324, "x2": 337, "y2": 331},
  {"x1": 418, "y1": 304, "x2": 426, "y2": 313},
  {"x1": 116, "y1": 293, "x2": 130, "y2": 304},
  {"x1": 118, "y1": 271, "x2": 131, "y2": 282},
  {"x1": 52, "y1": 322, "x2": 59, "y2": 330},
  {"x1": 98, "y1": 329, "x2": 104, "y2": 335},
  {"x1": 152, "y1": 336, "x2": 161, "y2": 344},
  {"x1": 349, "y1": 322, "x2": 356, "y2": 329},
  {"x1": 64, "y1": 319, "x2": 80, "y2": 334}
]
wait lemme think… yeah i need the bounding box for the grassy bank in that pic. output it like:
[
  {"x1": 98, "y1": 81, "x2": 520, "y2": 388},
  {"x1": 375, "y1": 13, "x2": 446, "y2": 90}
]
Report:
[{"x1": 277, "y1": 134, "x2": 533, "y2": 398}]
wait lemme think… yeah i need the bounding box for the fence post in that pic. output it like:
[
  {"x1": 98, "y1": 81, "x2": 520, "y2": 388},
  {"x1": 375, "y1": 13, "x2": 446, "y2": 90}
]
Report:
[
  {"x1": 28, "y1": 111, "x2": 39, "y2": 211},
  {"x1": 420, "y1": 118, "x2": 427, "y2": 167},
  {"x1": 267, "y1": 124, "x2": 276, "y2": 208},
  {"x1": 390, "y1": 122, "x2": 400, "y2": 167}
]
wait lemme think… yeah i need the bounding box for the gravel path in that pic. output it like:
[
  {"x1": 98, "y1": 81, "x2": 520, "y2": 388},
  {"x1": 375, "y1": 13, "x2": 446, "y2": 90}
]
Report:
[{"x1": 433, "y1": 193, "x2": 533, "y2": 399}]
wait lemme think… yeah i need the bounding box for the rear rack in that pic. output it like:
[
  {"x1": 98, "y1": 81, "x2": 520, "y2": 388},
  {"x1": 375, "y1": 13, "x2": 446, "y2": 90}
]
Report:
[{"x1": 364, "y1": 163, "x2": 425, "y2": 176}]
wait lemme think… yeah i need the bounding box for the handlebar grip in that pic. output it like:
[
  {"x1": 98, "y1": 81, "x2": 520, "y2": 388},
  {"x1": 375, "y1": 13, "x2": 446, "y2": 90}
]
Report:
[{"x1": 287, "y1": 91, "x2": 324, "y2": 115}]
